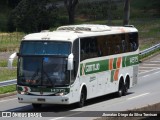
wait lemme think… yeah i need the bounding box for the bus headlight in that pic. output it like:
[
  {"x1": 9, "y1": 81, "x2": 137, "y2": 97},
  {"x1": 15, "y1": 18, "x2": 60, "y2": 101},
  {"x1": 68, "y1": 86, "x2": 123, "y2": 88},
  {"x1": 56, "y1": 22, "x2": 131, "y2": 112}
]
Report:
[
  {"x1": 18, "y1": 91, "x2": 28, "y2": 95},
  {"x1": 55, "y1": 92, "x2": 67, "y2": 96}
]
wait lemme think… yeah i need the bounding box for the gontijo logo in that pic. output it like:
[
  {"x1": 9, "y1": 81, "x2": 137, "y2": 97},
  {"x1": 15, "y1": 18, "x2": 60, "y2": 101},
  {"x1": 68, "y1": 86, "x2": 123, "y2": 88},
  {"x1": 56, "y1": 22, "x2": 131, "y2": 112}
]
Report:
[
  {"x1": 81, "y1": 63, "x2": 100, "y2": 75},
  {"x1": 130, "y1": 56, "x2": 138, "y2": 64},
  {"x1": 85, "y1": 63, "x2": 100, "y2": 73}
]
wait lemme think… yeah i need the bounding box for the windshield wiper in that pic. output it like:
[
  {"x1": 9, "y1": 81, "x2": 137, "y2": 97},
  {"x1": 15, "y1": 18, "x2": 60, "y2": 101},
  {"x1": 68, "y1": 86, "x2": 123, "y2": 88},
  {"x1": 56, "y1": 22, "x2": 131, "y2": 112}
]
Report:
[
  {"x1": 31, "y1": 68, "x2": 39, "y2": 80},
  {"x1": 43, "y1": 71, "x2": 55, "y2": 87}
]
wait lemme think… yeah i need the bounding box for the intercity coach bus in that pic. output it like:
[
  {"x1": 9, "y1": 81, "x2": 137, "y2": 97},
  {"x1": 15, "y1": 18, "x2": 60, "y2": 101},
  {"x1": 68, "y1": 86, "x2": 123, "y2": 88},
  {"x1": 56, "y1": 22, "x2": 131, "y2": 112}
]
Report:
[{"x1": 9, "y1": 24, "x2": 139, "y2": 109}]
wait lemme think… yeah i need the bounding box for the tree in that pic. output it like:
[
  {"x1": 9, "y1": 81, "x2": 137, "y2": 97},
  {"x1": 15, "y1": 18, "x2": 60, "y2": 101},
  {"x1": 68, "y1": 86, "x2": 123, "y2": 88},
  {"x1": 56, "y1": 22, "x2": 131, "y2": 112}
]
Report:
[
  {"x1": 107, "y1": 0, "x2": 112, "y2": 25},
  {"x1": 123, "y1": 0, "x2": 130, "y2": 25},
  {"x1": 7, "y1": 0, "x2": 22, "y2": 8},
  {"x1": 10, "y1": 0, "x2": 58, "y2": 33},
  {"x1": 64, "y1": 0, "x2": 78, "y2": 24}
]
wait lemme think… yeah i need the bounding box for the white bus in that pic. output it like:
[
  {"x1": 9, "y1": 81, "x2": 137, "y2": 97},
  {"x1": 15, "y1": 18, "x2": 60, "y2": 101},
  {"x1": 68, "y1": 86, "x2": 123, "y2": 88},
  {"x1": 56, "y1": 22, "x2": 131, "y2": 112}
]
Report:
[{"x1": 13, "y1": 24, "x2": 139, "y2": 109}]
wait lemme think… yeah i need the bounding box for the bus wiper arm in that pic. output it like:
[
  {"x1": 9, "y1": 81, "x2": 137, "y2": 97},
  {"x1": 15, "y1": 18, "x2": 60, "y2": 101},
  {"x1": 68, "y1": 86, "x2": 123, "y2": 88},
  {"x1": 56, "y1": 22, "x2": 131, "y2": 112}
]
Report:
[{"x1": 43, "y1": 71, "x2": 55, "y2": 87}]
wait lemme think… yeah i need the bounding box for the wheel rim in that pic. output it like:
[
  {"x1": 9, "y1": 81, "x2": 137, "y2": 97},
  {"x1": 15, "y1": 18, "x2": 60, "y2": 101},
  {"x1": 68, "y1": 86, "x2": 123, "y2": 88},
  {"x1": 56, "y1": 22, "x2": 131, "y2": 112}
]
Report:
[
  {"x1": 118, "y1": 81, "x2": 124, "y2": 97},
  {"x1": 119, "y1": 86, "x2": 123, "y2": 96},
  {"x1": 124, "y1": 82, "x2": 128, "y2": 93}
]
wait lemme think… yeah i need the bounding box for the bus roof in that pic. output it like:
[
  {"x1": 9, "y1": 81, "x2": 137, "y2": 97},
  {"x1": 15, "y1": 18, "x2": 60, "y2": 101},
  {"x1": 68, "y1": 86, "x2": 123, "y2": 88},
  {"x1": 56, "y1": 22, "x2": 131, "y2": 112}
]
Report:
[{"x1": 22, "y1": 24, "x2": 138, "y2": 42}]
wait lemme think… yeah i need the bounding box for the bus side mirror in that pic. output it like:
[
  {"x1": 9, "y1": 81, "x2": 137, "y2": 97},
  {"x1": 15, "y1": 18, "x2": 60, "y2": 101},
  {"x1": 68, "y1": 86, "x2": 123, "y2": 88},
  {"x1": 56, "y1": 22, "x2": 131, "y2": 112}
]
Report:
[
  {"x1": 8, "y1": 52, "x2": 17, "y2": 69},
  {"x1": 67, "y1": 53, "x2": 74, "y2": 70}
]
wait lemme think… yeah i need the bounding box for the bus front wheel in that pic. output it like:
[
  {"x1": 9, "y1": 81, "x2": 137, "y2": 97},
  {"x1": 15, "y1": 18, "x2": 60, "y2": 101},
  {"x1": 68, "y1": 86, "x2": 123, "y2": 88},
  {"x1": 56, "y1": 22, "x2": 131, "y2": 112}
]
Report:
[{"x1": 77, "y1": 89, "x2": 86, "y2": 108}]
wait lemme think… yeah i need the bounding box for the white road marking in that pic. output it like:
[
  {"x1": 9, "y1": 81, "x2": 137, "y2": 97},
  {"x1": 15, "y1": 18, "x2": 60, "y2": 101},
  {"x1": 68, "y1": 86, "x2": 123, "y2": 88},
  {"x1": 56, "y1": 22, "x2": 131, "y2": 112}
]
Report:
[
  {"x1": 154, "y1": 71, "x2": 160, "y2": 74},
  {"x1": 150, "y1": 61, "x2": 160, "y2": 63},
  {"x1": 0, "y1": 98, "x2": 17, "y2": 103},
  {"x1": 128, "y1": 93, "x2": 149, "y2": 100},
  {"x1": 139, "y1": 66, "x2": 159, "y2": 68},
  {"x1": 141, "y1": 74, "x2": 150, "y2": 77},
  {"x1": 139, "y1": 70, "x2": 147, "y2": 72},
  {"x1": 141, "y1": 63, "x2": 160, "y2": 66},
  {"x1": 141, "y1": 69, "x2": 160, "y2": 77},
  {"x1": 139, "y1": 68, "x2": 160, "y2": 75},
  {"x1": 50, "y1": 111, "x2": 84, "y2": 120},
  {"x1": 50, "y1": 117, "x2": 65, "y2": 120}
]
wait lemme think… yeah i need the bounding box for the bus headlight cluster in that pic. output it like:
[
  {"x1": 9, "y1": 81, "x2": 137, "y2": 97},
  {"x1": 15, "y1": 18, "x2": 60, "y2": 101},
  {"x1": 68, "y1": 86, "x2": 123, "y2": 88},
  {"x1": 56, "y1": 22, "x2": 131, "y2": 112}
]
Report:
[
  {"x1": 18, "y1": 91, "x2": 29, "y2": 95},
  {"x1": 55, "y1": 92, "x2": 67, "y2": 96}
]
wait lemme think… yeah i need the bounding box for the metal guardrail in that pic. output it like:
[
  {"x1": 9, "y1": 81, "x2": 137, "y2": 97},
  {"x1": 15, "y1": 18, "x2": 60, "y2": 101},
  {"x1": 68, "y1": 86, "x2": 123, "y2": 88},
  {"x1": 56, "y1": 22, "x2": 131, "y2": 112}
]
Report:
[
  {"x1": 0, "y1": 79, "x2": 17, "y2": 87},
  {"x1": 139, "y1": 43, "x2": 160, "y2": 56},
  {"x1": 0, "y1": 43, "x2": 160, "y2": 87}
]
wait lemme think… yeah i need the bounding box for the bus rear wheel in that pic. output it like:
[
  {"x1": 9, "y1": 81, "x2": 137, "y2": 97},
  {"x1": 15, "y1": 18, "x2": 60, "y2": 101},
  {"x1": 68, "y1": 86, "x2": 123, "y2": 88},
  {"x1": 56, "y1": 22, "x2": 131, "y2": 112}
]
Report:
[
  {"x1": 32, "y1": 103, "x2": 42, "y2": 109},
  {"x1": 123, "y1": 82, "x2": 129, "y2": 96},
  {"x1": 117, "y1": 80, "x2": 124, "y2": 97}
]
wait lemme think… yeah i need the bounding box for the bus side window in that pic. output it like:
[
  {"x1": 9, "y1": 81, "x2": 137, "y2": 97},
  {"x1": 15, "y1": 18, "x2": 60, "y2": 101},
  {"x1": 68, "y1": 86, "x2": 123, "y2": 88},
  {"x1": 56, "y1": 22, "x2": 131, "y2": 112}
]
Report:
[
  {"x1": 129, "y1": 32, "x2": 138, "y2": 52},
  {"x1": 115, "y1": 45, "x2": 120, "y2": 54},
  {"x1": 133, "y1": 42, "x2": 137, "y2": 51},
  {"x1": 130, "y1": 42, "x2": 133, "y2": 51},
  {"x1": 97, "y1": 46, "x2": 102, "y2": 57}
]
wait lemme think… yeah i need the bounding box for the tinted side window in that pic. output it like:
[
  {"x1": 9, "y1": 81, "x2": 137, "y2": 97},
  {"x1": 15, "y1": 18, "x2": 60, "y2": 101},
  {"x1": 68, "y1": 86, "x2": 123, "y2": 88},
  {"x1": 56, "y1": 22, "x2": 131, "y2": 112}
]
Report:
[
  {"x1": 80, "y1": 32, "x2": 138, "y2": 61},
  {"x1": 129, "y1": 32, "x2": 138, "y2": 51},
  {"x1": 80, "y1": 37, "x2": 98, "y2": 61}
]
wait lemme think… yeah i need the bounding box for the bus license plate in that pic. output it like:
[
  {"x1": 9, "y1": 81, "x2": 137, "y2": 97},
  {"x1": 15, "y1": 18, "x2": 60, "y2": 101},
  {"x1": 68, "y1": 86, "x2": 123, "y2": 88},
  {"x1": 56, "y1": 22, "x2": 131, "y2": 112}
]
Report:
[{"x1": 37, "y1": 98, "x2": 45, "y2": 102}]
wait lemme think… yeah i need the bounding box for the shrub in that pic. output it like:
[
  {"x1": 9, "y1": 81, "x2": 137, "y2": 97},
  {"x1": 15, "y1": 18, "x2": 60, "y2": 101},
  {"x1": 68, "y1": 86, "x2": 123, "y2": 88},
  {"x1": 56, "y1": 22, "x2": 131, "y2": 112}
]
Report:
[{"x1": 9, "y1": 0, "x2": 59, "y2": 33}]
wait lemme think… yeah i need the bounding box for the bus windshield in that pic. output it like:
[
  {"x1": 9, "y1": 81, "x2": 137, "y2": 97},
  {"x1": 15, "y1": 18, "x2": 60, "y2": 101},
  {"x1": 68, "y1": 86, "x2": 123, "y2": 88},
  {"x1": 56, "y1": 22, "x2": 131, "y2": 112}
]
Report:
[
  {"x1": 18, "y1": 41, "x2": 71, "y2": 87},
  {"x1": 20, "y1": 41, "x2": 71, "y2": 56},
  {"x1": 18, "y1": 56, "x2": 70, "y2": 87}
]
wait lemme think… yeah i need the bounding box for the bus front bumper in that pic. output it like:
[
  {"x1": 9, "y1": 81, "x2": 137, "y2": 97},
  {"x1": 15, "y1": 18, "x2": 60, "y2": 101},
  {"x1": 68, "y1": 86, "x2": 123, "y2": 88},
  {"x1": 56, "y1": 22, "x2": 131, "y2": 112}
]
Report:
[{"x1": 17, "y1": 94, "x2": 70, "y2": 105}]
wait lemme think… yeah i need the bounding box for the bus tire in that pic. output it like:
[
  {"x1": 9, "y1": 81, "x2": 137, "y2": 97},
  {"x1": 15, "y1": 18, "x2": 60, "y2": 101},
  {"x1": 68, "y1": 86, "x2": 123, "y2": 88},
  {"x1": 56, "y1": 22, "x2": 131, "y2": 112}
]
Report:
[
  {"x1": 117, "y1": 80, "x2": 124, "y2": 97},
  {"x1": 123, "y1": 76, "x2": 130, "y2": 96},
  {"x1": 32, "y1": 103, "x2": 42, "y2": 109},
  {"x1": 123, "y1": 81, "x2": 129, "y2": 96},
  {"x1": 77, "y1": 89, "x2": 86, "y2": 108}
]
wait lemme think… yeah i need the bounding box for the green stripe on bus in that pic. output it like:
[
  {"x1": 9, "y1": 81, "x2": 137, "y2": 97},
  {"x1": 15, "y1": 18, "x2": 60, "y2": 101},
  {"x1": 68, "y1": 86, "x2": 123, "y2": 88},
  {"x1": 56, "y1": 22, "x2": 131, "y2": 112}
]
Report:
[
  {"x1": 111, "y1": 70, "x2": 114, "y2": 82},
  {"x1": 80, "y1": 60, "x2": 109, "y2": 75},
  {"x1": 80, "y1": 54, "x2": 139, "y2": 76},
  {"x1": 122, "y1": 56, "x2": 126, "y2": 67},
  {"x1": 125, "y1": 54, "x2": 139, "y2": 67},
  {"x1": 113, "y1": 58, "x2": 117, "y2": 69}
]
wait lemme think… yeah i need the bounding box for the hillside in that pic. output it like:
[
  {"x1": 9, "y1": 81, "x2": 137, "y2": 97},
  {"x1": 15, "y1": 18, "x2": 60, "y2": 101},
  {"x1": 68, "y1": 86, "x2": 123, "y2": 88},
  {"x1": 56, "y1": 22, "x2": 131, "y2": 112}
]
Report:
[
  {"x1": 0, "y1": 0, "x2": 160, "y2": 32},
  {"x1": 0, "y1": 4, "x2": 11, "y2": 31}
]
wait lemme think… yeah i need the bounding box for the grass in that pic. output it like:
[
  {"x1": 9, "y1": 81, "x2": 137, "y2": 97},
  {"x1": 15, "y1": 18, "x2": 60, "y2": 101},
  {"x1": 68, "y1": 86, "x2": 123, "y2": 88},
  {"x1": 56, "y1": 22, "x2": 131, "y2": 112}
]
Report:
[
  {"x1": 0, "y1": 59, "x2": 17, "y2": 67},
  {"x1": 0, "y1": 32, "x2": 25, "y2": 52},
  {"x1": 0, "y1": 68, "x2": 17, "y2": 82},
  {"x1": 0, "y1": 85, "x2": 16, "y2": 94}
]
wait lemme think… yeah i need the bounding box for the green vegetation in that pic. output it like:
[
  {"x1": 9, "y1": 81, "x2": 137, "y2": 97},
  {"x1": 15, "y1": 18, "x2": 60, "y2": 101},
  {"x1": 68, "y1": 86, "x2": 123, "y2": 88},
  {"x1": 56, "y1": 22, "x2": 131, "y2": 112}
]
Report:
[
  {"x1": 0, "y1": 59, "x2": 17, "y2": 67},
  {"x1": 0, "y1": 85, "x2": 16, "y2": 94},
  {"x1": 0, "y1": 68, "x2": 16, "y2": 82},
  {"x1": 0, "y1": 32, "x2": 24, "y2": 52}
]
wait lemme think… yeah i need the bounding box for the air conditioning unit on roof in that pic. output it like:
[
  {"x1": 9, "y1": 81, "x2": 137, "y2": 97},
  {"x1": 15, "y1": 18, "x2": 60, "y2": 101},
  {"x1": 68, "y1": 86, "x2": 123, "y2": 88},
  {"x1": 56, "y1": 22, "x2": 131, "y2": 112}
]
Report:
[{"x1": 57, "y1": 24, "x2": 111, "y2": 32}]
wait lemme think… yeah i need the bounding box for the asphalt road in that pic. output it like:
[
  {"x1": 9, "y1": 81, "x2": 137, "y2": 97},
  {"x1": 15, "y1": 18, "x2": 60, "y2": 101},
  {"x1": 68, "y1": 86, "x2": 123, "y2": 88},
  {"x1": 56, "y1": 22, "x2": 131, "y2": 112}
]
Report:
[
  {"x1": 0, "y1": 54, "x2": 160, "y2": 120},
  {"x1": 139, "y1": 54, "x2": 160, "y2": 74}
]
